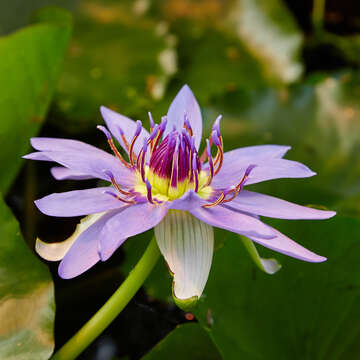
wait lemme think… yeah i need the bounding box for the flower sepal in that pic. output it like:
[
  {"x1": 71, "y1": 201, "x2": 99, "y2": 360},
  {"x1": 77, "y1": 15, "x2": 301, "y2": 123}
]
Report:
[
  {"x1": 173, "y1": 293, "x2": 199, "y2": 312},
  {"x1": 240, "y1": 236, "x2": 282, "y2": 274}
]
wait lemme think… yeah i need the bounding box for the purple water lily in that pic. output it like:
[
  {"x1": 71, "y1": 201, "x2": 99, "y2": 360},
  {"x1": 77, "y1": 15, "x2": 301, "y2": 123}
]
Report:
[{"x1": 25, "y1": 85, "x2": 335, "y2": 309}]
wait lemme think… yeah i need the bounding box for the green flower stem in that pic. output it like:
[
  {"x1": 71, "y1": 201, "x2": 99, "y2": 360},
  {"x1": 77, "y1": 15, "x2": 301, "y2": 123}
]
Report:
[
  {"x1": 52, "y1": 237, "x2": 160, "y2": 360},
  {"x1": 312, "y1": 0, "x2": 326, "y2": 33}
]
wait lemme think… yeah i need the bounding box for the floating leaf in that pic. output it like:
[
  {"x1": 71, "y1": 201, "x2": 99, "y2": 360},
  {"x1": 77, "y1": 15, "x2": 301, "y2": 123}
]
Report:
[
  {"x1": 0, "y1": 199, "x2": 55, "y2": 359},
  {"x1": 53, "y1": 0, "x2": 177, "y2": 132},
  {"x1": 142, "y1": 323, "x2": 222, "y2": 360},
  {"x1": 0, "y1": 7, "x2": 72, "y2": 193}
]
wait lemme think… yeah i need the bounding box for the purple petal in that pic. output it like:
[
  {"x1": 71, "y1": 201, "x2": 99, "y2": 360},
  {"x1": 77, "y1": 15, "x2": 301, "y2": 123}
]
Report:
[
  {"x1": 212, "y1": 158, "x2": 315, "y2": 188},
  {"x1": 23, "y1": 151, "x2": 51, "y2": 161},
  {"x1": 50, "y1": 167, "x2": 95, "y2": 180},
  {"x1": 99, "y1": 202, "x2": 168, "y2": 253},
  {"x1": 30, "y1": 137, "x2": 101, "y2": 153},
  {"x1": 170, "y1": 191, "x2": 275, "y2": 239},
  {"x1": 165, "y1": 85, "x2": 202, "y2": 150},
  {"x1": 100, "y1": 106, "x2": 150, "y2": 156},
  {"x1": 35, "y1": 187, "x2": 127, "y2": 217},
  {"x1": 26, "y1": 150, "x2": 135, "y2": 187},
  {"x1": 224, "y1": 190, "x2": 336, "y2": 219},
  {"x1": 221, "y1": 145, "x2": 291, "y2": 162},
  {"x1": 98, "y1": 236, "x2": 127, "y2": 262},
  {"x1": 58, "y1": 211, "x2": 120, "y2": 279},
  {"x1": 247, "y1": 226, "x2": 327, "y2": 263}
]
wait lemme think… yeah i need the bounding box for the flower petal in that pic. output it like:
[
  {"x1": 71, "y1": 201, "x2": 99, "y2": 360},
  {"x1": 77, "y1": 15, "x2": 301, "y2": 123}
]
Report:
[
  {"x1": 35, "y1": 212, "x2": 106, "y2": 261},
  {"x1": 240, "y1": 236, "x2": 281, "y2": 274},
  {"x1": 154, "y1": 210, "x2": 213, "y2": 311},
  {"x1": 170, "y1": 190, "x2": 275, "y2": 239},
  {"x1": 30, "y1": 137, "x2": 101, "y2": 153},
  {"x1": 221, "y1": 145, "x2": 291, "y2": 162},
  {"x1": 100, "y1": 106, "x2": 150, "y2": 155},
  {"x1": 225, "y1": 190, "x2": 336, "y2": 219},
  {"x1": 99, "y1": 202, "x2": 168, "y2": 253},
  {"x1": 58, "y1": 211, "x2": 120, "y2": 279},
  {"x1": 23, "y1": 151, "x2": 51, "y2": 161},
  {"x1": 212, "y1": 158, "x2": 315, "y2": 188},
  {"x1": 248, "y1": 226, "x2": 327, "y2": 262},
  {"x1": 35, "y1": 187, "x2": 127, "y2": 217},
  {"x1": 166, "y1": 85, "x2": 202, "y2": 150},
  {"x1": 25, "y1": 150, "x2": 135, "y2": 187},
  {"x1": 50, "y1": 167, "x2": 95, "y2": 180}
]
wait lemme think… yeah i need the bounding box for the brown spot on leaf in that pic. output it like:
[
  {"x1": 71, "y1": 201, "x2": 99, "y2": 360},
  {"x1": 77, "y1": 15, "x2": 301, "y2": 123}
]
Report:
[{"x1": 31, "y1": 116, "x2": 44, "y2": 123}]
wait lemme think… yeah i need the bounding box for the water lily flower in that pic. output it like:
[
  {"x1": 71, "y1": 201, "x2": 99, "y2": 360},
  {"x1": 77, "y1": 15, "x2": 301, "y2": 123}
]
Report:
[{"x1": 24, "y1": 85, "x2": 335, "y2": 310}]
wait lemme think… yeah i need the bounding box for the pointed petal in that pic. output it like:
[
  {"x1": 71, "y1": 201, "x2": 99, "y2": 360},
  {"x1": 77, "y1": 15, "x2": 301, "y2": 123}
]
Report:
[
  {"x1": 225, "y1": 190, "x2": 336, "y2": 219},
  {"x1": 166, "y1": 85, "x2": 202, "y2": 150},
  {"x1": 36, "y1": 212, "x2": 106, "y2": 261},
  {"x1": 99, "y1": 202, "x2": 168, "y2": 253},
  {"x1": 25, "y1": 150, "x2": 135, "y2": 187},
  {"x1": 222, "y1": 145, "x2": 291, "y2": 162},
  {"x1": 212, "y1": 158, "x2": 315, "y2": 188},
  {"x1": 170, "y1": 190, "x2": 275, "y2": 239},
  {"x1": 30, "y1": 137, "x2": 101, "y2": 153},
  {"x1": 58, "y1": 211, "x2": 120, "y2": 279},
  {"x1": 23, "y1": 151, "x2": 51, "y2": 161},
  {"x1": 154, "y1": 210, "x2": 213, "y2": 310},
  {"x1": 98, "y1": 236, "x2": 126, "y2": 262},
  {"x1": 191, "y1": 205, "x2": 275, "y2": 239},
  {"x1": 248, "y1": 226, "x2": 327, "y2": 263},
  {"x1": 100, "y1": 106, "x2": 150, "y2": 155},
  {"x1": 35, "y1": 187, "x2": 127, "y2": 217},
  {"x1": 50, "y1": 167, "x2": 95, "y2": 180},
  {"x1": 240, "y1": 236, "x2": 281, "y2": 274}
]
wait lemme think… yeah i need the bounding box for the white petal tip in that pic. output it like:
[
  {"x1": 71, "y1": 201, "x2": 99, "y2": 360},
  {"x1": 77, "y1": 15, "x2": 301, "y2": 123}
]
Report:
[
  {"x1": 261, "y1": 258, "x2": 282, "y2": 274},
  {"x1": 325, "y1": 211, "x2": 336, "y2": 219},
  {"x1": 35, "y1": 237, "x2": 68, "y2": 262},
  {"x1": 314, "y1": 256, "x2": 327, "y2": 263},
  {"x1": 99, "y1": 105, "x2": 113, "y2": 118}
]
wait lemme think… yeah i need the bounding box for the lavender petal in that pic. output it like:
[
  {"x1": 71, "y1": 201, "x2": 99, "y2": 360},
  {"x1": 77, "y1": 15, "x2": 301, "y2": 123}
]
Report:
[
  {"x1": 50, "y1": 167, "x2": 95, "y2": 181},
  {"x1": 25, "y1": 150, "x2": 135, "y2": 187},
  {"x1": 35, "y1": 187, "x2": 127, "y2": 217},
  {"x1": 225, "y1": 190, "x2": 336, "y2": 219},
  {"x1": 170, "y1": 190, "x2": 275, "y2": 239},
  {"x1": 58, "y1": 211, "x2": 120, "y2": 279},
  {"x1": 100, "y1": 106, "x2": 150, "y2": 156},
  {"x1": 165, "y1": 85, "x2": 202, "y2": 150},
  {"x1": 247, "y1": 226, "x2": 327, "y2": 263},
  {"x1": 99, "y1": 202, "x2": 168, "y2": 252},
  {"x1": 212, "y1": 158, "x2": 316, "y2": 188}
]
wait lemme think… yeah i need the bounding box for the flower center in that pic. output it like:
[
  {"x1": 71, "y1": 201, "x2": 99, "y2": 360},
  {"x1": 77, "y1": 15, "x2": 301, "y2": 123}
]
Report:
[
  {"x1": 99, "y1": 112, "x2": 255, "y2": 206},
  {"x1": 146, "y1": 131, "x2": 199, "y2": 199}
]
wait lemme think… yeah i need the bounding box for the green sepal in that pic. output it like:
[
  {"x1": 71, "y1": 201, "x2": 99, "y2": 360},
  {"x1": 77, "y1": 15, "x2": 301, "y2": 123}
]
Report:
[
  {"x1": 173, "y1": 294, "x2": 199, "y2": 312},
  {"x1": 240, "y1": 236, "x2": 282, "y2": 274}
]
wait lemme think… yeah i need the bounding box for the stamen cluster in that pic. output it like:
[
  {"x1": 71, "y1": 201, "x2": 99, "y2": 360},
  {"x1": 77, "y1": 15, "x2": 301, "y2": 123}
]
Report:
[{"x1": 98, "y1": 112, "x2": 255, "y2": 206}]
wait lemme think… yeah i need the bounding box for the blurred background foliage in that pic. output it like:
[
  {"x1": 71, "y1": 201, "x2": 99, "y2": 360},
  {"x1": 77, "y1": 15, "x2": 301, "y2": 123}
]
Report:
[{"x1": 1, "y1": 0, "x2": 360, "y2": 359}]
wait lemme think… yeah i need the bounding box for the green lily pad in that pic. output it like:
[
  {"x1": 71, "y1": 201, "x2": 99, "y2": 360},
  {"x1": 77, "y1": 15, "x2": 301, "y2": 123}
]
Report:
[
  {"x1": 142, "y1": 323, "x2": 222, "y2": 360},
  {"x1": 195, "y1": 216, "x2": 360, "y2": 359},
  {"x1": 0, "y1": 7, "x2": 72, "y2": 193},
  {"x1": 53, "y1": 0, "x2": 177, "y2": 132},
  {"x1": 0, "y1": 199, "x2": 55, "y2": 359}
]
